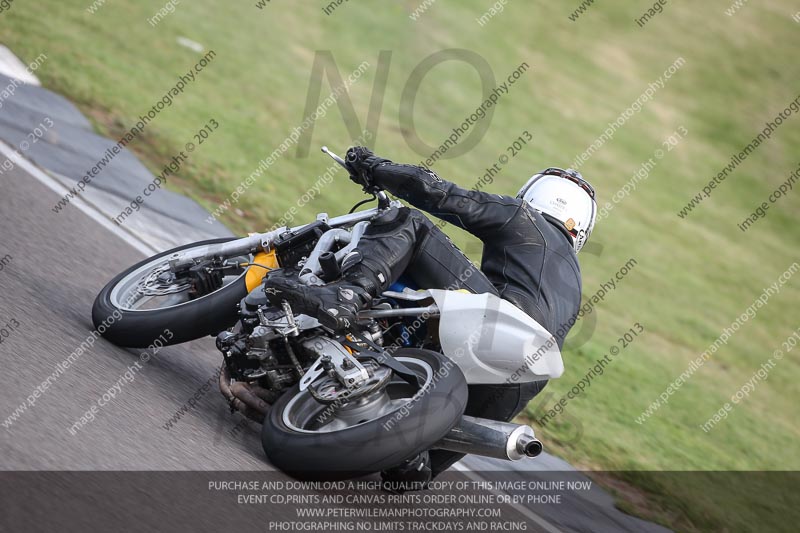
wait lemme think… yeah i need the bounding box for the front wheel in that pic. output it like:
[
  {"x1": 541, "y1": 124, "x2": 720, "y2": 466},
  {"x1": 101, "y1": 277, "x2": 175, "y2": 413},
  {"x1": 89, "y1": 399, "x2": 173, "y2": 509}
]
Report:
[
  {"x1": 261, "y1": 348, "x2": 467, "y2": 480},
  {"x1": 92, "y1": 238, "x2": 249, "y2": 348}
]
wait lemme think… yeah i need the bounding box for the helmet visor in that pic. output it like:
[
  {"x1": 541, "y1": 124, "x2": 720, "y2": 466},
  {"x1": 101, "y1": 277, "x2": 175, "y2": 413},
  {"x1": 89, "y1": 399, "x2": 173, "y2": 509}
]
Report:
[{"x1": 540, "y1": 167, "x2": 596, "y2": 200}]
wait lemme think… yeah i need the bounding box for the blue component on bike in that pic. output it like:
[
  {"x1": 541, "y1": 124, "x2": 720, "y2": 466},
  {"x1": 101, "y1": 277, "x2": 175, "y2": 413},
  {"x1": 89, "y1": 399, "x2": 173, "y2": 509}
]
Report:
[
  {"x1": 389, "y1": 275, "x2": 417, "y2": 293},
  {"x1": 399, "y1": 326, "x2": 411, "y2": 346},
  {"x1": 388, "y1": 281, "x2": 407, "y2": 293},
  {"x1": 385, "y1": 277, "x2": 416, "y2": 346}
]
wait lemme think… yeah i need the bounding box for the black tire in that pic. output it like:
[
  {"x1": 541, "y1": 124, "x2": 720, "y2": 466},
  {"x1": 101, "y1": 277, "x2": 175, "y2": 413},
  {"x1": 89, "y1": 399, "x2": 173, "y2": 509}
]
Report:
[
  {"x1": 261, "y1": 348, "x2": 467, "y2": 480},
  {"x1": 92, "y1": 238, "x2": 248, "y2": 348}
]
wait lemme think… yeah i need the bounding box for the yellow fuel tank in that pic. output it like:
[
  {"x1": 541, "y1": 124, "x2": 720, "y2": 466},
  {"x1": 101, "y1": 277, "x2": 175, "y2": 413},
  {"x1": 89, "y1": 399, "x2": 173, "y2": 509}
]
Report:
[{"x1": 245, "y1": 249, "x2": 279, "y2": 292}]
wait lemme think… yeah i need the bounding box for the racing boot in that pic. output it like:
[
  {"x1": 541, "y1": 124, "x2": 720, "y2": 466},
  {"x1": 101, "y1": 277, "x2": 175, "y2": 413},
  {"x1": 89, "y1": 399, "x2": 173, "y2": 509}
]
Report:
[{"x1": 380, "y1": 451, "x2": 432, "y2": 493}]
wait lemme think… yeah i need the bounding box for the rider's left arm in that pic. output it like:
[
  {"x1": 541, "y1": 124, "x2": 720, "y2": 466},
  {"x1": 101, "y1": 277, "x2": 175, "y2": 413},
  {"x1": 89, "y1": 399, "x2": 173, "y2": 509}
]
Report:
[{"x1": 370, "y1": 161, "x2": 523, "y2": 239}]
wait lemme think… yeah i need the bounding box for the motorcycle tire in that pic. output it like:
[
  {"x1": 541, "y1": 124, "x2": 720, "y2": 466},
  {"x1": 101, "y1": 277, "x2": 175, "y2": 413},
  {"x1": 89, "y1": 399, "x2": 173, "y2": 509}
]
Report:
[
  {"x1": 92, "y1": 238, "x2": 248, "y2": 348},
  {"x1": 261, "y1": 348, "x2": 467, "y2": 480}
]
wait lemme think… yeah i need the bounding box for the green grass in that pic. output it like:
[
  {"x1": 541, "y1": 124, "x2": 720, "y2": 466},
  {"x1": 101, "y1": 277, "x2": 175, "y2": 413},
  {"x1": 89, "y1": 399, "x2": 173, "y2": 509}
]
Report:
[{"x1": 3, "y1": 1, "x2": 799, "y2": 530}]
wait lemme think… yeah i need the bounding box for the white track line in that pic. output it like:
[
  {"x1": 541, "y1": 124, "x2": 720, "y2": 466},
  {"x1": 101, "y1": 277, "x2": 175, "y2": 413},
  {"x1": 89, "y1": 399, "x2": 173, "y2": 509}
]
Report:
[
  {"x1": 0, "y1": 140, "x2": 157, "y2": 257},
  {"x1": 452, "y1": 462, "x2": 563, "y2": 533}
]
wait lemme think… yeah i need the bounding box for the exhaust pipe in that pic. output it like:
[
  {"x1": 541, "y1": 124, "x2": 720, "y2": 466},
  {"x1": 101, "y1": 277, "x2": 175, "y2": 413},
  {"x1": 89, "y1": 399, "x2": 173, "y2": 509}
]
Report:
[
  {"x1": 219, "y1": 365, "x2": 273, "y2": 422},
  {"x1": 434, "y1": 415, "x2": 543, "y2": 461}
]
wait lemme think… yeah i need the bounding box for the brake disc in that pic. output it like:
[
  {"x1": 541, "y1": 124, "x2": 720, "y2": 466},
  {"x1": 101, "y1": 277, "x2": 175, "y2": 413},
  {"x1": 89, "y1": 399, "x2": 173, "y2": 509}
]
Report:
[{"x1": 136, "y1": 264, "x2": 192, "y2": 296}]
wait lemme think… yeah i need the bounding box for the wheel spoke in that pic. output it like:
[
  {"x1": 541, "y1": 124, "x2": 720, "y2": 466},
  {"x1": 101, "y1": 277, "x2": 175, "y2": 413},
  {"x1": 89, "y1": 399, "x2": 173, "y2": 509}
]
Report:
[{"x1": 281, "y1": 357, "x2": 434, "y2": 434}]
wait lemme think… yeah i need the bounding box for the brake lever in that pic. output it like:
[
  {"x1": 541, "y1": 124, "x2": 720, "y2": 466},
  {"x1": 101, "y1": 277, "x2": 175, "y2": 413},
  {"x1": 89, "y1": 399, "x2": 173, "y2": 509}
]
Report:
[
  {"x1": 321, "y1": 145, "x2": 364, "y2": 186},
  {"x1": 321, "y1": 146, "x2": 389, "y2": 206},
  {"x1": 321, "y1": 146, "x2": 348, "y2": 169}
]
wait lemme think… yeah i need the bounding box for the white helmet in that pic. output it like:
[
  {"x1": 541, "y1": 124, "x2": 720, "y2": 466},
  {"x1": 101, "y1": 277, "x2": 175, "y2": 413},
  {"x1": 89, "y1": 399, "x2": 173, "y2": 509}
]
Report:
[{"x1": 517, "y1": 167, "x2": 597, "y2": 253}]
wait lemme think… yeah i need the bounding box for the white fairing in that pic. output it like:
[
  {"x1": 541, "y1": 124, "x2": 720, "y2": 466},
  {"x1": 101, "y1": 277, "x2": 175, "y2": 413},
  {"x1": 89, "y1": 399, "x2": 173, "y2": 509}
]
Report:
[{"x1": 428, "y1": 290, "x2": 563, "y2": 384}]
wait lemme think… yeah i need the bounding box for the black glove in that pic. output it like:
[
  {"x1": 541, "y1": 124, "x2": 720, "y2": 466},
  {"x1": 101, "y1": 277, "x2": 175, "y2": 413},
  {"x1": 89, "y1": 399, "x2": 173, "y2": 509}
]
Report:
[
  {"x1": 264, "y1": 269, "x2": 371, "y2": 332},
  {"x1": 345, "y1": 147, "x2": 390, "y2": 191}
]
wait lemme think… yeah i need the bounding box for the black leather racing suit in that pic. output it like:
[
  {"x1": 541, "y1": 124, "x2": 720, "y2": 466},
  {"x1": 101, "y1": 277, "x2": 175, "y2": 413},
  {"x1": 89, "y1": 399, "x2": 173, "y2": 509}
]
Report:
[{"x1": 345, "y1": 161, "x2": 583, "y2": 475}]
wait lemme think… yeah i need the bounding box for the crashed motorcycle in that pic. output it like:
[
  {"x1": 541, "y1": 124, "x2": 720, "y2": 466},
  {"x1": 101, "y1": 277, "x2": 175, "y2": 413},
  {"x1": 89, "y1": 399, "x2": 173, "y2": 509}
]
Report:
[{"x1": 92, "y1": 147, "x2": 564, "y2": 478}]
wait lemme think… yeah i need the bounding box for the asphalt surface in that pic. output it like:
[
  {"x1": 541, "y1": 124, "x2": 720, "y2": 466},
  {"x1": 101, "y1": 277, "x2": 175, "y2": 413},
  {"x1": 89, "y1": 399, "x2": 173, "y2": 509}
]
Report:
[
  {"x1": 0, "y1": 162, "x2": 262, "y2": 470},
  {"x1": 0, "y1": 64, "x2": 670, "y2": 532},
  {"x1": 0, "y1": 72, "x2": 232, "y2": 251}
]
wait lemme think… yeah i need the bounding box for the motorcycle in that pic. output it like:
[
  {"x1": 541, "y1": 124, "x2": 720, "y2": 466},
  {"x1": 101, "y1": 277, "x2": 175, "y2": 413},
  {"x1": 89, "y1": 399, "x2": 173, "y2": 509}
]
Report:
[{"x1": 92, "y1": 147, "x2": 564, "y2": 479}]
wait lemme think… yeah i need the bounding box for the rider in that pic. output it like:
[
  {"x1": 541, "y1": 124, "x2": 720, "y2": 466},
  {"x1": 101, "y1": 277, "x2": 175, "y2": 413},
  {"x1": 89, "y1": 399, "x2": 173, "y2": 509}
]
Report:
[{"x1": 265, "y1": 146, "x2": 597, "y2": 486}]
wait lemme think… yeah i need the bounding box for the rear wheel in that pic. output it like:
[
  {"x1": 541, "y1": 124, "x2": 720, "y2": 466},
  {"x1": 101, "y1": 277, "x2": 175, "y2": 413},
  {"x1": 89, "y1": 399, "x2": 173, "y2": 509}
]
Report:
[
  {"x1": 92, "y1": 238, "x2": 250, "y2": 347},
  {"x1": 261, "y1": 348, "x2": 467, "y2": 480}
]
